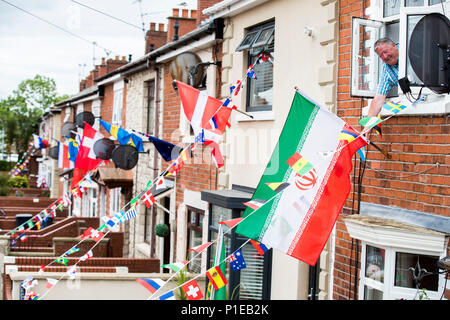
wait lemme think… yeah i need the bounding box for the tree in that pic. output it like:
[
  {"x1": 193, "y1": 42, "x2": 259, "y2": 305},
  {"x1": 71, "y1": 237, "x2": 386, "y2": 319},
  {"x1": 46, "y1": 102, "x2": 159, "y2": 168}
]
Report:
[{"x1": 0, "y1": 75, "x2": 68, "y2": 158}]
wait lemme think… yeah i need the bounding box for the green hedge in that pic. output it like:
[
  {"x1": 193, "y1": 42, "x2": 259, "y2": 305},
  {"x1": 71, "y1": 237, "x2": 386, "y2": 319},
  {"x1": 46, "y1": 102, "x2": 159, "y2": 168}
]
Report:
[{"x1": 7, "y1": 175, "x2": 29, "y2": 189}]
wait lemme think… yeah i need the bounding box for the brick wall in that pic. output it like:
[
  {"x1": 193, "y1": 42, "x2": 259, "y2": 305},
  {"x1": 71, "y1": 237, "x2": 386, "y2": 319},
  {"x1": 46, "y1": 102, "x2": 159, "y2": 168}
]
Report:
[
  {"x1": 162, "y1": 62, "x2": 218, "y2": 210},
  {"x1": 166, "y1": 8, "x2": 197, "y2": 43},
  {"x1": 335, "y1": 0, "x2": 450, "y2": 300},
  {"x1": 145, "y1": 23, "x2": 167, "y2": 54}
]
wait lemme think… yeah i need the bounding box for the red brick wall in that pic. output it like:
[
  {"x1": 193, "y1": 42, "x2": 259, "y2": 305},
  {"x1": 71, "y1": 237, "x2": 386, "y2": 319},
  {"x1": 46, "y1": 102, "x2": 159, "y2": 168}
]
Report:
[
  {"x1": 166, "y1": 9, "x2": 197, "y2": 43},
  {"x1": 145, "y1": 23, "x2": 167, "y2": 54},
  {"x1": 196, "y1": 0, "x2": 223, "y2": 26},
  {"x1": 162, "y1": 61, "x2": 219, "y2": 257},
  {"x1": 335, "y1": 0, "x2": 449, "y2": 300}
]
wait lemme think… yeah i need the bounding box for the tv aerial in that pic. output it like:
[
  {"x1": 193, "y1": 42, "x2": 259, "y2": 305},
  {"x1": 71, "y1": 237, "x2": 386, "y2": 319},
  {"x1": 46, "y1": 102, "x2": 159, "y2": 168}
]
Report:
[{"x1": 405, "y1": 13, "x2": 450, "y2": 96}]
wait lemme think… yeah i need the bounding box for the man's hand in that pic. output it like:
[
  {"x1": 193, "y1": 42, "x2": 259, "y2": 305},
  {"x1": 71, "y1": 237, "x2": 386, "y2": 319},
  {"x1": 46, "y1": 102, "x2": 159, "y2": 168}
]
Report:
[{"x1": 363, "y1": 94, "x2": 386, "y2": 138}]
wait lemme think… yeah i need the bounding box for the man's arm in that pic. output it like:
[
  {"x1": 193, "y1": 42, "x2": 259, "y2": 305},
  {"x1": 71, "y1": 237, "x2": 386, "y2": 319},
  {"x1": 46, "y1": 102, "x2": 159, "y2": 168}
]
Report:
[
  {"x1": 368, "y1": 93, "x2": 386, "y2": 117},
  {"x1": 363, "y1": 93, "x2": 386, "y2": 138}
]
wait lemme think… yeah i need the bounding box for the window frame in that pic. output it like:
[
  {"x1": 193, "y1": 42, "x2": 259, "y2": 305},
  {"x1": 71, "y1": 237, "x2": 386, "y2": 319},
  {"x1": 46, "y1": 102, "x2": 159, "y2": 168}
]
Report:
[
  {"x1": 186, "y1": 206, "x2": 205, "y2": 273},
  {"x1": 112, "y1": 80, "x2": 124, "y2": 126},
  {"x1": 359, "y1": 241, "x2": 445, "y2": 300}
]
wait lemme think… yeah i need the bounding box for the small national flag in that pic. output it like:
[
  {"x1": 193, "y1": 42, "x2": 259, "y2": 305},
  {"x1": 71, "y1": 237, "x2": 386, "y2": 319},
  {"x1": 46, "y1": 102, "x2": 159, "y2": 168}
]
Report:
[
  {"x1": 250, "y1": 239, "x2": 270, "y2": 255},
  {"x1": 246, "y1": 66, "x2": 257, "y2": 79},
  {"x1": 155, "y1": 176, "x2": 167, "y2": 190},
  {"x1": 64, "y1": 247, "x2": 80, "y2": 256},
  {"x1": 286, "y1": 152, "x2": 314, "y2": 176},
  {"x1": 181, "y1": 279, "x2": 203, "y2": 300},
  {"x1": 188, "y1": 242, "x2": 212, "y2": 253},
  {"x1": 136, "y1": 278, "x2": 165, "y2": 294},
  {"x1": 67, "y1": 265, "x2": 77, "y2": 280},
  {"x1": 159, "y1": 290, "x2": 176, "y2": 300},
  {"x1": 206, "y1": 266, "x2": 228, "y2": 290},
  {"x1": 81, "y1": 227, "x2": 104, "y2": 242},
  {"x1": 55, "y1": 257, "x2": 68, "y2": 265},
  {"x1": 99, "y1": 119, "x2": 144, "y2": 152},
  {"x1": 141, "y1": 190, "x2": 156, "y2": 208},
  {"x1": 218, "y1": 217, "x2": 243, "y2": 228},
  {"x1": 146, "y1": 135, "x2": 183, "y2": 162},
  {"x1": 80, "y1": 250, "x2": 93, "y2": 261},
  {"x1": 243, "y1": 199, "x2": 267, "y2": 210},
  {"x1": 39, "y1": 265, "x2": 46, "y2": 274},
  {"x1": 359, "y1": 116, "x2": 383, "y2": 128},
  {"x1": 161, "y1": 261, "x2": 188, "y2": 272},
  {"x1": 45, "y1": 278, "x2": 58, "y2": 289},
  {"x1": 228, "y1": 249, "x2": 246, "y2": 271},
  {"x1": 382, "y1": 101, "x2": 407, "y2": 114},
  {"x1": 338, "y1": 127, "x2": 366, "y2": 162},
  {"x1": 265, "y1": 182, "x2": 290, "y2": 193},
  {"x1": 124, "y1": 207, "x2": 137, "y2": 221}
]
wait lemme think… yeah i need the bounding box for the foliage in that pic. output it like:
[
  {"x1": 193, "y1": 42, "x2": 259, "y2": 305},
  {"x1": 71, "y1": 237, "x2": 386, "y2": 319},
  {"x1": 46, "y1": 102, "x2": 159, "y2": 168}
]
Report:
[
  {"x1": 174, "y1": 267, "x2": 190, "y2": 300},
  {"x1": 0, "y1": 160, "x2": 14, "y2": 171},
  {"x1": 154, "y1": 223, "x2": 170, "y2": 237},
  {"x1": 0, "y1": 173, "x2": 10, "y2": 196},
  {"x1": 0, "y1": 75, "x2": 67, "y2": 157},
  {"x1": 7, "y1": 175, "x2": 29, "y2": 188}
]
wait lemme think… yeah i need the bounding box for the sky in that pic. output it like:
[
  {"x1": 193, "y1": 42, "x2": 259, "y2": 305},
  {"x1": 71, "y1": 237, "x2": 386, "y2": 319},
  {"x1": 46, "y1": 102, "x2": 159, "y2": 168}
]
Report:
[{"x1": 0, "y1": 0, "x2": 197, "y2": 99}]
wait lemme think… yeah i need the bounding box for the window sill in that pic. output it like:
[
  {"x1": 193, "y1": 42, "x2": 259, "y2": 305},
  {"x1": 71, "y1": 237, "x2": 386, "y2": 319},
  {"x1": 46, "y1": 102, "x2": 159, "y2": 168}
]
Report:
[
  {"x1": 236, "y1": 110, "x2": 274, "y2": 122},
  {"x1": 363, "y1": 94, "x2": 450, "y2": 117}
]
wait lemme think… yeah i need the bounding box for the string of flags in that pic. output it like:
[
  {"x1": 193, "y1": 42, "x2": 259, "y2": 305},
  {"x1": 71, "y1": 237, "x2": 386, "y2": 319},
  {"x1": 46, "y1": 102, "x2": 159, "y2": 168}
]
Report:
[
  {"x1": 16, "y1": 47, "x2": 415, "y2": 301},
  {"x1": 9, "y1": 143, "x2": 36, "y2": 177}
]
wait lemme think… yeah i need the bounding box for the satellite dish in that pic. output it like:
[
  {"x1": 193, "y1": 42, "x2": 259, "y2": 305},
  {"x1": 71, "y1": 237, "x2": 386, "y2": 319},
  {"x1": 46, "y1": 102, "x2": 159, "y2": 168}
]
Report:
[
  {"x1": 75, "y1": 111, "x2": 95, "y2": 128},
  {"x1": 409, "y1": 13, "x2": 450, "y2": 94},
  {"x1": 169, "y1": 52, "x2": 205, "y2": 88},
  {"x1": 111, "y1": 145, "x2": 139, "y2": 170},
  {"x1": 61, "y1": 122, "x2": 76, "y2": 139},
  {"x1": 93, "y1": 138, "x2": 116, "y2": 160},
  {"x1": 48, "y1": 146, "x2": 59, "y2": 160}
]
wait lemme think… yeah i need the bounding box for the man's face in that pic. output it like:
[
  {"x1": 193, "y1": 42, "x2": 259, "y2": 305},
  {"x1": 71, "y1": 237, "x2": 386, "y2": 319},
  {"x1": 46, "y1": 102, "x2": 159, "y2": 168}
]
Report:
[{"x1": 375, "y1": 42, "x2": 399, "y2": 66}]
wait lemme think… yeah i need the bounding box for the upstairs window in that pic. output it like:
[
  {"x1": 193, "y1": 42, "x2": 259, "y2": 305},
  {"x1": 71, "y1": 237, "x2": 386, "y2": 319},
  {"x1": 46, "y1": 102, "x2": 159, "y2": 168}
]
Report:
[
  {"x1": 236, "y1": 21, "x2": 274, "y2": 113},
  {"x1": 350, "y1": 1, "x2": 449, "y2": 98}
]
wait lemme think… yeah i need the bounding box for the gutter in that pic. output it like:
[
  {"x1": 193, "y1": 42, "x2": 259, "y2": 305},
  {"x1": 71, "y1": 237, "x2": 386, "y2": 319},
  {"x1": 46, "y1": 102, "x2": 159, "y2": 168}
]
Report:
[{"x1": 202, "y1": 0, "x2": 271, "y2": 19}]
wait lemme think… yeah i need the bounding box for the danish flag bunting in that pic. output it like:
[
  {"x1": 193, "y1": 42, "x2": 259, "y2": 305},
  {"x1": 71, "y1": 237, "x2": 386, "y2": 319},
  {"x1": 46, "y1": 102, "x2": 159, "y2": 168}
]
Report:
[{"x1": 141, "y1": 190, "x2": 156, "y2": 208}]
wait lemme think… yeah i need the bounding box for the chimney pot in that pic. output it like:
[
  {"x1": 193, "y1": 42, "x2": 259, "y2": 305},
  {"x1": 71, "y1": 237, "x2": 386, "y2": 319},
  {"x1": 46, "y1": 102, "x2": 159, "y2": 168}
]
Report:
[
  {"x1": 150, "y1": 22, "x2": 156, "y2": 31},
  {"x1": 158, "y1": 23, "x2": 165, "y2": 31},
  {"x1": 115, "y1": 55, "x2": 119, "y2": 60},
  {"x1": 173, "y1": 8, "x2": 179, "y2": 17},
  {"x1": 191, "y1": 9, "x2": 197, "y2": 19},
  {"x1": 101, "y1": 57, "x2": 106, "y2": 64},
  {"x1": 182, "y1": 9, "x2": 188, "y2": 18}
]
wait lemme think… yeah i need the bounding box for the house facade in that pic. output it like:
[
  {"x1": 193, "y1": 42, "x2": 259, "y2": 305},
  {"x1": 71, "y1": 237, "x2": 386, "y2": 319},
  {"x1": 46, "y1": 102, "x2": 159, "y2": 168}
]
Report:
[
  {"x1": 334, "y1": 0, "x2": 450, "y2": 300},
  {"x1": 28, "y1": 0, "x2": 449, "y2": 301}
]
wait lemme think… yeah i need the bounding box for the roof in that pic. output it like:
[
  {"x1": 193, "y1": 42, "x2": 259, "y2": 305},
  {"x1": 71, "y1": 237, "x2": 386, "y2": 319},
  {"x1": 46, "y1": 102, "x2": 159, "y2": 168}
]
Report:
[{"x1": 55, "y1": 85, "x2": 100, "y2": 107}]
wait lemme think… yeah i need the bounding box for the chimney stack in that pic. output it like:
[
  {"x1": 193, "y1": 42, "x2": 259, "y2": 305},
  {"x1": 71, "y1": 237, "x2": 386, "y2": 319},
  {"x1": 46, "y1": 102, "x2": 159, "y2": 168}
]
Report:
[{"x1": 144, "y1": 22, "x2": 167, "y2": 54}]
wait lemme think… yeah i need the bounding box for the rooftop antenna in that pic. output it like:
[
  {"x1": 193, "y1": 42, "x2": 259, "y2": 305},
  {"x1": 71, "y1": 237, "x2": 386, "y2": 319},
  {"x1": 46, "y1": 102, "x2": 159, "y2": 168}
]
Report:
[{"x1": 132, "y1": 0, "x2": 166, "y2": 38}]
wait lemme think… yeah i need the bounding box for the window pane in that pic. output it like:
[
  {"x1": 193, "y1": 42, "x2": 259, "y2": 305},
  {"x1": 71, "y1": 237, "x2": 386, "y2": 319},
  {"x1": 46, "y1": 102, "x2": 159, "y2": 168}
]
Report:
[
  {"x1": 406, "y1": 15, "x2": 424, "y2": 85},
  {"x1": 395, "y1": 252, "x2": 439, "y2": 291},
  {"x1": 364, "y1": 285, "x2": 383, "y2": 300},
  {"x1": 247, "y1": 54, "x2": 273, "y2": 111},
  {"x1": 253, "y1": 26, "x2": 274, "y2": 48},
  {"x1": 188, "y1": 228, "x2": 203, "y2": 273},
  {"x1": 365, "y1": 245, "x2": 385, "y2": 283},
  {"x1": 405, "y1": 0, "x2": 425, "y2": 6},
  {"x1": 384, "y1": 0, "x2": 400, "y2": 17},
  {"x1": 239, "y1": 241, "x2": 265, "y2": 299},
  {"x1": 211, "y1": 205, "x2": 232, "y2": 228},
  {"x1": 236, "y1": 30, "x2": 259, "y2": 51}
]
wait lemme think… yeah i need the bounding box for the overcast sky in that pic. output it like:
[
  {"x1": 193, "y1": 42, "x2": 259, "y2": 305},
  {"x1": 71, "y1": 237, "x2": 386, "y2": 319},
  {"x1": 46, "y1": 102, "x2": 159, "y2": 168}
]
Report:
[{"x1": 0, "y1": 0, "x2": 197, "y2": 99}]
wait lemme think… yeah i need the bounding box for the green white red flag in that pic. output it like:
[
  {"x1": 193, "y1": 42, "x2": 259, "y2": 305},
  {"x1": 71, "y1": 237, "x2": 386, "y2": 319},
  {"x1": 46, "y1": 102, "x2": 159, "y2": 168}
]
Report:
[{"x1": 236, "y1": 90, "x2": 367, "y2": 266}]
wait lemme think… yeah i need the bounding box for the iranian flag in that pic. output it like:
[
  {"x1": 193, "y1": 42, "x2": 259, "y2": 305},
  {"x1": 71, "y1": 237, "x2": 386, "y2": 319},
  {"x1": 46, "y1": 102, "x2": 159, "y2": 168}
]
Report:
[{"x1": 236, "y1": 90, "x2": 367, "y2": 266}]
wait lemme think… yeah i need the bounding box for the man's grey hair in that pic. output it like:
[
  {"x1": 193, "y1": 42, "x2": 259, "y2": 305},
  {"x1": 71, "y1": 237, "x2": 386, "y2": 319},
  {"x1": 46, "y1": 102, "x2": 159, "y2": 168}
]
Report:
[{"x1": 374, "y1": 37, "x2": 395, "y2": 52}]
